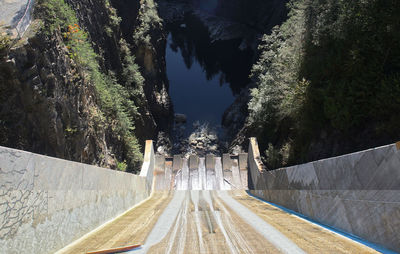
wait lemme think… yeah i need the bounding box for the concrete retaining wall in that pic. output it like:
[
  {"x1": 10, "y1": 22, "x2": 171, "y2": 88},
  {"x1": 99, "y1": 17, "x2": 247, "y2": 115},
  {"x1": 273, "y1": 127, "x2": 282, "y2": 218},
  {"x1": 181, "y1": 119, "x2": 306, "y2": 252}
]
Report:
[
  {"x1": 248, "y1": 138, "x2": 400, "y2": 252},
  {"x1": 15, "y1": 0, "x2": 35, "y2": 37},
  {"x1": 0, "y1": 141, "x2": 155, "y2": 254},
  {"x1": 0, "y1": 0, "x2": 35, "y2": 39}
]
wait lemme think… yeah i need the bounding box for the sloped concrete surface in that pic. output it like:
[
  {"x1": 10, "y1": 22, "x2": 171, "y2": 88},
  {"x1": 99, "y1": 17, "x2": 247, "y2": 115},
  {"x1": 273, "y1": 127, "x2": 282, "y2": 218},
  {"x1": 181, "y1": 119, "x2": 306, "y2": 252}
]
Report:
[
  {"x1": 1, "y1": 140, "x2": 394, "y2": 253},
  {"x1": 60, "y1": 190, "x2": 377, "y2": 254},
  {"x1": 0, "y1": 146, "x2": 151, "y2": 254},
  {"x1": 0, "y1": 0, "x2": 34, "y2": 37},
  {"x1": 59, "y1": 151, "x2": 378, "y2": 254},
  {"x1": 248, "y1": 138, "x2": 400, "y2": 252}
]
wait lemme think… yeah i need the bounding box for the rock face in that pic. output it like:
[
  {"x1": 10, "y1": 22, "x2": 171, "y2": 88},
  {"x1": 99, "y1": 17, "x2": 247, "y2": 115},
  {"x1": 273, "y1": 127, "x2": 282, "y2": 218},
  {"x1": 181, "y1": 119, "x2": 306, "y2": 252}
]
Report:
[
  {"x1": 0, "y1": 30, "x2": 110, "y2": 167},
  {"x1": 0, "y1": 0, "x2": 172, "y2": 170},
  {"x1": 195, "y1": 0, "x2": 288, "y2": 32},
  {"x1": 172, "y1": 122, "x2": 220, "y2": 157},
  {"x1": 159, "y1": 0, "x2": 288, "y2": 48},
  {"x1": 66, "y1": 0, "x2": 172, "y2": 143},
  {"x1": 133, "y1": 0, "x2": 173, "y2": 133}
]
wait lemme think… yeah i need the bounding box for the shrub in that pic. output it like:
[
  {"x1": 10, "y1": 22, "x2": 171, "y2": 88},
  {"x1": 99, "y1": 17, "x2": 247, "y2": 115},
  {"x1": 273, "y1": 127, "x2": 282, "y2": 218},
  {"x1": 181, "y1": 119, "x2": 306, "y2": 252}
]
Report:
[
  {"x1": 117, "y1": 160, "x2": 128, "y2": 171},
  {"x1": 0, "y1": 33, "x2": 12, "y2": 56},
  {"x1": 133, "y1": 0, "x2": 162, "y2": 46}
]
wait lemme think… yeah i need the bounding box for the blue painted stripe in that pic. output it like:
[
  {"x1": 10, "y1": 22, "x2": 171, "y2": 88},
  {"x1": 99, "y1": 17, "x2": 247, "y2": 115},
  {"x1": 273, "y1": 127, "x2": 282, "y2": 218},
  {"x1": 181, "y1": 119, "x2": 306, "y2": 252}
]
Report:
[
  {"x1": 125, "y1": 246, "x2": 143, "y2": 253},
  {"x1": 246, "y1": 191, "x2": 398, "y2": 254}
]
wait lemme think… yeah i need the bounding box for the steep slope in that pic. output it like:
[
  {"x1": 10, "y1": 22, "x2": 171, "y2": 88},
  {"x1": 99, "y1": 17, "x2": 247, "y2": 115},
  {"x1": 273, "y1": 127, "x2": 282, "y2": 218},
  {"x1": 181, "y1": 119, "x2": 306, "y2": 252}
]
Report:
[
  {"x1": 240, "y1": 0, "x2": 400, "y2": 168},
  {"x1": 0, "y1": 0, "x2": 171, "y2": 172}
]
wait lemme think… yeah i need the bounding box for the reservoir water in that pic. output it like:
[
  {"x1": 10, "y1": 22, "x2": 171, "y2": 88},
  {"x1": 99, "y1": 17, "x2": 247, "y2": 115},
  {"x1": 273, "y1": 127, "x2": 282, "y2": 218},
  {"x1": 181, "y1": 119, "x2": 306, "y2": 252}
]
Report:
[{"x1": 165, "y1": 14, "x2": 253, "y2": 135}]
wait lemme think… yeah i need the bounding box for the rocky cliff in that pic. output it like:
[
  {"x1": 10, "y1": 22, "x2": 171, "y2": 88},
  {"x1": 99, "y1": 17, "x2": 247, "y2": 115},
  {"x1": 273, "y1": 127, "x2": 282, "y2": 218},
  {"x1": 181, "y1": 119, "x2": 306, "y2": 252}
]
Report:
[
  {"x1": 0, "y1": 0, "x2": 171, "y2": 172},
  {"x1": 158, "y1": 0, "x2": 287, "y2": 48}
]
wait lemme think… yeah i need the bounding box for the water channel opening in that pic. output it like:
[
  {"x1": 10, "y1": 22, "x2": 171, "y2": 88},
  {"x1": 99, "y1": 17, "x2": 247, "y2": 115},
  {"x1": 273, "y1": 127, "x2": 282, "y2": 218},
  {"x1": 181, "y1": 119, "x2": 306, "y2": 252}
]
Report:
[{"x1": 165, "y1": 14, "x2": 253, "y2": 138}]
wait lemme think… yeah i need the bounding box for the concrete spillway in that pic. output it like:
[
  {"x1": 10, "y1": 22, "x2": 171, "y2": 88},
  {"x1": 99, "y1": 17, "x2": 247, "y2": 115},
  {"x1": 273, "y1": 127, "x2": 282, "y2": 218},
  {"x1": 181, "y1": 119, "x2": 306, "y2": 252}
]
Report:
[
  {"x1": 58, "y1": 190, "x2": 379, "y2": 254},
  {"x1": 57, "y1": 145, "x2": 382, "y2": 254},
  {"x1": 153, "y1": 154, "x2": 248, "y2": 191},
  {"x1": 1, "y1": 139, "x2": 399, "y2": 253}
]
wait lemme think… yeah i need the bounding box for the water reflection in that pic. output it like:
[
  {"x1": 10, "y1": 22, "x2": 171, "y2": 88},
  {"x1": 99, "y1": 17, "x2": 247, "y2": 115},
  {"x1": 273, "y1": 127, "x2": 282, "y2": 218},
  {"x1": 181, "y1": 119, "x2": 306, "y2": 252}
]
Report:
[
  {"x1": 167, "y1": 14, "x2": 253, "y2": 95},
  {"x1": 166, "y1": 14, "x2": 253, "y2": 134}
]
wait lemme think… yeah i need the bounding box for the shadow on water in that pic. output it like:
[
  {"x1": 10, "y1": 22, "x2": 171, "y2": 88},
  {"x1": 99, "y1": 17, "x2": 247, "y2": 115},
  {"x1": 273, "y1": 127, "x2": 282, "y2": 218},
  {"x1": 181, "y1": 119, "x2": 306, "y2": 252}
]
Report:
[{"x1": 166, "y1": 14, "x2": 253, "y2": 136}]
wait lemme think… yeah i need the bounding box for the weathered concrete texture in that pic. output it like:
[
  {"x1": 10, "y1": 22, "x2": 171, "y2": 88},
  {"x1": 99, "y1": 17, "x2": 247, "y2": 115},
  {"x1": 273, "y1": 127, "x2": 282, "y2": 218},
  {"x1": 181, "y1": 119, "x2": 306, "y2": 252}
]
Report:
[
  {"x1": 222, "y1": 153, "x2": 232, "y2": 170},
  {"x1": 154, "y1": 154, "x2": 248, "y2": 191},
  {"x1": 172, "y1": 155, "x2": 183, "y2": 172},
  {"x1": 0, "y1": 146, "x2": 151, "y2": 254},
  {"x1": 248, "y1": 138, "x2": 400, "y2": 252},
  {"x1": 0, "y1": 0, "x2": 34, "y2": 38},
  {"x1": 66, "y1": 190, "x2": 377, "y2": 254}
]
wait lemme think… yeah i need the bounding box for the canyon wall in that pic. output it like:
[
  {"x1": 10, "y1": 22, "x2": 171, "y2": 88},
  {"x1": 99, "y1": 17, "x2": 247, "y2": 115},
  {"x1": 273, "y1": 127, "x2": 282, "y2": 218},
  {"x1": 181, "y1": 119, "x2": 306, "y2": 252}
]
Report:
[{"x1": 0, "y1": 0, "x2": 171, "y2": 171}]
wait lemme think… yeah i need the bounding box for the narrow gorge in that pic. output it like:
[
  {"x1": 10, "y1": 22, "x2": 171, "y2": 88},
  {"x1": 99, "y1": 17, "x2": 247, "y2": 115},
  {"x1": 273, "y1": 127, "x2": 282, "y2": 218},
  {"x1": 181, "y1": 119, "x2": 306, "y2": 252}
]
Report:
[
  {"x1": 1, "y1": 0, "x2": 400, "y2": 253},
  {"x1": 0, "y1": 0, "x2": 289, "y2": 171},
  {"x1": 1, "y1": 0, "x2": 399, "y2": 171}
]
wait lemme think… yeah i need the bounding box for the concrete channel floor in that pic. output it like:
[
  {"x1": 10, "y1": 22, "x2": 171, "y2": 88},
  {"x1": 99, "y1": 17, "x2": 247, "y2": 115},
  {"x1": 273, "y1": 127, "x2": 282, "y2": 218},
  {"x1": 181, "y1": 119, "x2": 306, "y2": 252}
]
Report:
[{"x1": 58, "y1": 190, "x2": 377, "y2": 254}]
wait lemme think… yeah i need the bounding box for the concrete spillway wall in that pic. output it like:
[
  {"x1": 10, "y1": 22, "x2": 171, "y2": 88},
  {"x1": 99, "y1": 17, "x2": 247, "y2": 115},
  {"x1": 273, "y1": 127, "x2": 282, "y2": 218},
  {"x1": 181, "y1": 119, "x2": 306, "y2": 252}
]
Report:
[
  {"x1": 0, "y1": 141, "x2": 155, "y2": 254},
  {"x1": 0, "y1": 0, "x2": 35, "y2": 39},
  {"x1": 248, "y1": 138, "x2": 400, "y2": 252}
]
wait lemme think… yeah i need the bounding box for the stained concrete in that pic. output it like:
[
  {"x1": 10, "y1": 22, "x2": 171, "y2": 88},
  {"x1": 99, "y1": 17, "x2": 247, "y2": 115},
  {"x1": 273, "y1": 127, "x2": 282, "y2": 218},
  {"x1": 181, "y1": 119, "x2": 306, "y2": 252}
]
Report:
[
  {"x1": 0, "y1": 145, "x2": 152, "y2": 254},
  {"x1": 173, "y1": 155, "x2": 183, "y2": 172},
  {"x1": 222, "y1": 153, "x2": 232, "y2": 170},
  {"x1": 153, "y1": 154, "x2": 248, "y2": 191},
  {"x1": 2, "y1": 138, "x2": 395, "y2": 253},
  {"x1": 248, "y1": 138, "x2": 400, "y2": 252},
  {"x1": 64, "y1": 190, "x2": 378, "y2": 254},
  {"x1": 238, "y1": 153, "x2": 248, "y2": 170},
  {"x1": 205, "y1": 154, "x2": 215, "y2": 170},
  {"x1": 0, "y1": 0, "x2": 34, "y2": 38}
]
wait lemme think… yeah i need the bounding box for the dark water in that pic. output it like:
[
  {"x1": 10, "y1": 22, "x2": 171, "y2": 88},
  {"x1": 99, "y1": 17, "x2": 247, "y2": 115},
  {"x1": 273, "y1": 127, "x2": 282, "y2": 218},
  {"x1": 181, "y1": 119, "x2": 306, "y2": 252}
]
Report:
[{"x1": 166, "y1": 14, "x2": 253, "y2": 135}]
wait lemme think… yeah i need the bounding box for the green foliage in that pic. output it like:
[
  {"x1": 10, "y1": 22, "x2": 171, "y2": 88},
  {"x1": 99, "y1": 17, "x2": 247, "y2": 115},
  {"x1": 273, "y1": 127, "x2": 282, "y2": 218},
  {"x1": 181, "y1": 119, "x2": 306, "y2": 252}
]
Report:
[
  {"x1": 105, "y1": 0, "x2": 122, "y2": 27},
  {"x1": 133, "y1": 0, "x2": 162, "y2": 46},
  {"x1": 249, "y1": 0, "x2": 400, "y2": 168},
  {"x1": 249, "y1": 0, "x2": 307, "y2": 125},
  {"x1": 117, "y1": 160, "x2": 128, "y2": 171},
  {"x1": 36, "y1": 0, "x2": 78, "y2": 34},
  {"x1": 104, "y1": 0, "x2": 121, "y2": 38},
  {"x1": 264, "y1": 143, "x2": 282, "y2": 169},
  {"x1": 0, "y1": 33, "x2": 11, "y2": 56},
  {"x1": 248, "y1": 0, "x2": 308, "y2": 160},
  {"x1": 120, "y1": 39, "x2": 145, "y2": 97},
  {"x1": 36, "y1": 0, "x2": 143, "y2": 169},
  {"x1": 302, "y1": 0, "x2": 400, "y2": 131},
  {"x1": 65, "y1": 126, "x2": 77, "y2": 135}
]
